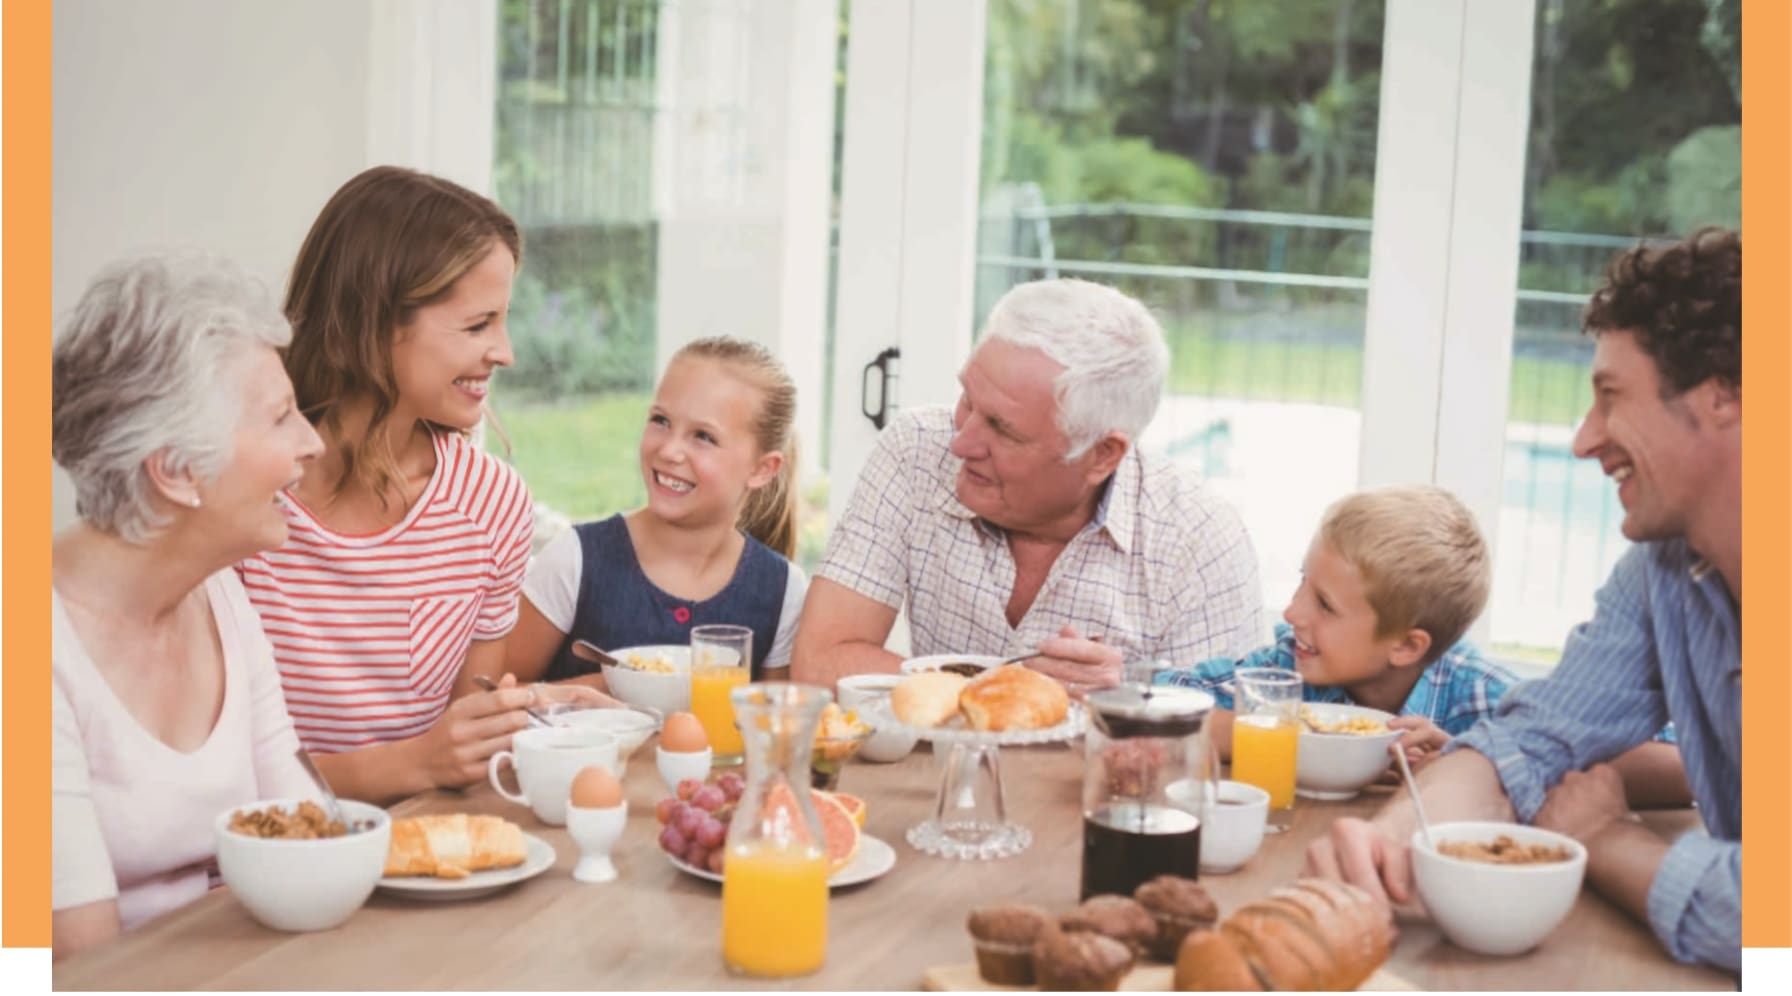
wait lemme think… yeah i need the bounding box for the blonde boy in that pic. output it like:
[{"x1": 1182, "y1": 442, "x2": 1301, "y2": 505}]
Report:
[{"x1": 1159, "y1": 485, "x2": 1510, "y2": 764}]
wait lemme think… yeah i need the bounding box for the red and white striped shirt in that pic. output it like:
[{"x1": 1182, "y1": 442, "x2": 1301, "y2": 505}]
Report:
[{"x1": 238, "y1": 430, "x2": 533, "y2": 753}]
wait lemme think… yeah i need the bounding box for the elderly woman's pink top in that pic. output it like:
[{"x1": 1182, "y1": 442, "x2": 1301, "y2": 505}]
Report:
[{"x1": 52, "y1": 569, "x2": 318, "y2": 930}]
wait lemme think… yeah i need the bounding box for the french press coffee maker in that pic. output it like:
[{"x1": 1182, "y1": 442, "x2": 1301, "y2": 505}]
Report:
[{"x1": 1080, "y1": 685, "x2": 1218, "y2": 899}]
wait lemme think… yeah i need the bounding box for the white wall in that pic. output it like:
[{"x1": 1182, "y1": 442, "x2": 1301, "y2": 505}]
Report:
[{"x1": 51, "y1": 0, "x2": 495, "y2": 531}]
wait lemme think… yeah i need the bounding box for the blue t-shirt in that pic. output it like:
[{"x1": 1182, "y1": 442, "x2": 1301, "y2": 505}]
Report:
[{"x1": 1153, "y1": 622, "x2": 1518, "y2": 737}]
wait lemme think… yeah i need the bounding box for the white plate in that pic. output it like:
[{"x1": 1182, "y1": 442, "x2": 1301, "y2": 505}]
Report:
[
  {"x1": 376, "y1": 833, "x2": 556, "y2": 901},
  {"x1": 899, "y1": 653, "x2": 1006, "y2": 675},
  {"x1": 666, "y1": 834, "x2": 897, "y2": 889}
]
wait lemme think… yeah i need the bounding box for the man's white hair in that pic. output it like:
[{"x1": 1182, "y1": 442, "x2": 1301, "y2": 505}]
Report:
[
  {"x1": 981, "y1": 278, "x2": 1169, "y2": 460},
  {"x1": 52, "y1": 251, "x2": 292, "y2": 543}
]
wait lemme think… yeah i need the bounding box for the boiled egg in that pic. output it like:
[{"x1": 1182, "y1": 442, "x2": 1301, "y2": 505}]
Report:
[
  {"x1": 569, "y1": 765, "x2": 624, "y2": 809},
  {"x1": 660, "y1": 711, "x2": 709, "y2": 753}
]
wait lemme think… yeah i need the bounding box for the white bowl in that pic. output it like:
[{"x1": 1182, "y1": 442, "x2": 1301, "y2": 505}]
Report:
[
  {"x1": 837, "y1": 674, "x2": 917, "y2": 762},
  {"x1": 214, "y1": 798, "x2": 391, "y2": 932},
  {"x1": 548, "y1": 706, "x2": 660, "y2": 761},
  {"x1": 1411, "y1": 821, "x2": 1588, "y2": 956},
  {"x1": 898, "y1": 653, "x2": 1006, "y2": 676},
  {"x1": 601, "y1": 644, "x2": 691, "y2": 715},
  {"x1": 1294, "y1": 703, "x2": 1401, "y2": 799}
]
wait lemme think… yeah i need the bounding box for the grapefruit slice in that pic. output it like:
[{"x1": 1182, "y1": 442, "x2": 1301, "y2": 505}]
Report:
[
  {"x1": 762, "y1": 784, "x2": 862, "y2": 872},
  {"x1": 829, "y1": 792, "x2": 867, "y2": 829}
]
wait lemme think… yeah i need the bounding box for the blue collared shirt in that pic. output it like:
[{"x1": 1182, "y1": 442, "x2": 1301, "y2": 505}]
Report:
[
  {"x1": 1451, "y1": 539, "x2": 1741, "y2": 973},
  {"x1": 1153, "y1": 622, "x2": 1518, "y2": 736}
]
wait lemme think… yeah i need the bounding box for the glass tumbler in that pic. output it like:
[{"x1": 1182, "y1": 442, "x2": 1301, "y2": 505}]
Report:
[
  {"x1": 1230, "y1": 667, "x2": 1302, "y2": 833},
  {"x1": 690, "y1": 624, "x2": 753, "y2": 767}
]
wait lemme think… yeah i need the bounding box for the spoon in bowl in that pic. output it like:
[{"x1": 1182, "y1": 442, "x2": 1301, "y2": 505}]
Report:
[
  {"x1": 1391, "y1": 741, "x2": 1437, "y2": 851},
  {"x1": 293, "y1": 748, "x2": 350, "y2": 830},
  {"x1": 472, "y1": 673, "x2": 556, "y2": 729}
]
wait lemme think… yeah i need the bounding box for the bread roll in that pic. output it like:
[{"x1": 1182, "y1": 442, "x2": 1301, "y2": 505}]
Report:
[
  {"x1": 959, "y1": 665, "x2": 1070, "y2": 732},
  {"x1": 1171, "y1": 878, "x2": 1390, "y2": 991},
  {"x1": 891, "y1": 671, "x2": 968, "y2": 727},
  {"x1": 383, "y1": 814, "x2": 528, "y2": 879}
]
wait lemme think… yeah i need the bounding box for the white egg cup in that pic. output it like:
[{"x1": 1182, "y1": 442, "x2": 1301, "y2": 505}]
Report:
[
  {"x1": 565, "y1": 801, "x2": 628, "y2": 883},
  {"x1": 655, "y1": 746, "x2": 713, "y2": 794}
]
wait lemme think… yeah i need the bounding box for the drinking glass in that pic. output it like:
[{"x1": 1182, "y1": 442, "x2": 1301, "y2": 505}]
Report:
[
  {"x1": 690, "y1": 625, "x2": 752, "y2": 767},
  {"x1": 1230, "y1": 668, "x2": 1302, "y2": 833}
]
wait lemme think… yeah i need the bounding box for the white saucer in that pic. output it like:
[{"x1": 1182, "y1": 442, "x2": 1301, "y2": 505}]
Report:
[
  {"x1": 666, "y1": 834, "x2": 897, "y2": 889},
  {"x1": 376, "y1": 833, "x2": 556, "y2": 901}
]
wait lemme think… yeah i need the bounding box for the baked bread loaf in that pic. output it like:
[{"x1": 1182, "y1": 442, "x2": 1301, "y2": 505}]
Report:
[
  {"x1": 1171, "y1": 879, "x2": 1391, "y2": 991},
  {"x1": 1032, "y1": 923, "x2": 1134, "y2": 991},
  {"x1": 383, "y1": 814, "x2": 528, "y2": 879},
  {"x1": 959, "y1": 665, "x2": 1070, "y2": 732},
  {"x1": 891, "y1": 671, "x2": 969, "y2": 727}
]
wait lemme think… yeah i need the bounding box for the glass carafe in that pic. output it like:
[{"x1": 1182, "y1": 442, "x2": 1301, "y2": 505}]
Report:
[
  {"x1": 721, "y1": 683, "x2": 831, "y2": 978},
  {"x1": 1080, "y1": 685, "x2": 1217, "y2": 899}
]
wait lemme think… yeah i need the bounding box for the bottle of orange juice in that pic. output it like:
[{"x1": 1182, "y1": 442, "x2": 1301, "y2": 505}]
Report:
[{"x1": 720, "y1": 683, "x2": 831, "y2": 977}]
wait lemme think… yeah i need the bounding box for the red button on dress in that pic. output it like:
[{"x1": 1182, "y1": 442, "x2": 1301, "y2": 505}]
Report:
[{"x1": 673, "y1": 606, "x2": 691, "y2": 624}]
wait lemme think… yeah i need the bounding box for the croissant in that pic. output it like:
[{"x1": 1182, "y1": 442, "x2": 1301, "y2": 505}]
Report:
[
  {"x1": 1172, "y1": 879, "x2": 1391, "y2": 991},
  {"x1": 383, "y1": 814, "x2": 528, "y2": 879},
  {"x1": 959, "y1": 665, "x2": 1069, "y2": 732}
]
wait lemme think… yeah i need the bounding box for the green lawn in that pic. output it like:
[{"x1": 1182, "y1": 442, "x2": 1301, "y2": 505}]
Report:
[{"x1": 485, "y1": 392, "x2": 650, "y2": 520}]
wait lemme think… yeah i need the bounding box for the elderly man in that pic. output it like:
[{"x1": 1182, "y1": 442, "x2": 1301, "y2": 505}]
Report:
[
  {"x1": 1309, "y1": 229, "x2": 1742, "y2": 973},
  {"x1": 792, "y1": 278, "x2": 1264, "y2": 691}
]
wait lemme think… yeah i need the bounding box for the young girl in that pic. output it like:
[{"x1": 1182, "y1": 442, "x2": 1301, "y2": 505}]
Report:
[
  {"x1": 505, "y1": 337, "x2": 807, "y2": 684},
  {"x1": 237, "y1": 166, "x2": 605, "y2": 804}
]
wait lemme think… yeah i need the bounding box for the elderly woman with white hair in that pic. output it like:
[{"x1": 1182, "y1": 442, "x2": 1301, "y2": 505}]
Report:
[
  {"x1": 50, "y1": 252, "x2": 327, "y2": 959},
  {"x1": 792, "y1": 277, "x2": 1265, "y2": 689}
]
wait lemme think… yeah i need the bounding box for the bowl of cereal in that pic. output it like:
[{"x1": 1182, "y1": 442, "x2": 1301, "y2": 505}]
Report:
[
  {"x1": 601, "y1": 645, "x2": 691, "y2": 715},
  {"x1": 214, "y1": 798, "x2": 391, "y2": 932},
  {"x1": 1411, "y1": 821, "x2": 1587, "y2": 956},
  {"x1": 1293, "y1": 703, "x2": 1401, "y2": 800}
]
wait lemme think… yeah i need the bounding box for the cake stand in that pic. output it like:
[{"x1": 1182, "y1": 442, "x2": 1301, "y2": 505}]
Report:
[{"x1": 867, "y1": 702, "x2": 1085, "y2": 860}]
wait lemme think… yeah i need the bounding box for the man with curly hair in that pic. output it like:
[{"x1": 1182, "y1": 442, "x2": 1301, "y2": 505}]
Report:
[{"x1": 1308, "y1": 228, "x2": 1743, "y2": 974}]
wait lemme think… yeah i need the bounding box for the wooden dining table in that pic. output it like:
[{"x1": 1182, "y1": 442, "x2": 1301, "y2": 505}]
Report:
[{"x1": 57, "y1": 740, "x2": 1736, "y2": 991}]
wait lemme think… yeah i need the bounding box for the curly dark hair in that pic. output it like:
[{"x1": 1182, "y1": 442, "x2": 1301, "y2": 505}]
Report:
[{"x1": 1581, "y1": 227, "x2": 1740, "y2": 396}]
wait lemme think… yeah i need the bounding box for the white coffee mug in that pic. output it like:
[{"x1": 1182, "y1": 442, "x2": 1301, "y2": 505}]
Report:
[
  {"x1": 1191, "y1": 779, "x2": 1270, "y2": 874},
  {"x1": 488, "y1": 727, "x2": 619, "y2": 826},
  {"x1": 837, "y1": 674, "x2": 917, "y2": 762}
]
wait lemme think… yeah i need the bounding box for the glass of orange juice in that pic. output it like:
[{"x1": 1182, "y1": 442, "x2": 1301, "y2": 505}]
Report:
[
  {"x1": 1230, "y1": 667, "x2": 1302, "y2": 832},
  {"x1": 691, "y1": 625, "x2": 752, "y2": 767}
]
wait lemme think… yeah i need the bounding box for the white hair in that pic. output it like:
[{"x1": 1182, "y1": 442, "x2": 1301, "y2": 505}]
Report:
[
  {"x1": 981, "y1": 278, "x2": 1170, "y2": 460},
  {"x1": 52, "y1": 251, "x2": 292, "y2": 543}
]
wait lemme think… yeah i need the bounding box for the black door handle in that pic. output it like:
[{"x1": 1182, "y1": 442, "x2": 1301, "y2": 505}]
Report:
[{"x1": 861, "y1": 347, "x2": 901, "y2": 430}]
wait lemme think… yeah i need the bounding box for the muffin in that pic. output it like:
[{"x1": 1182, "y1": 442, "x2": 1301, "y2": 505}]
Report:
[
  {"x1": 1032, "y1": 923, "x2": 1135, "y2": 992},
  {"x1": 1059, "y1": 895, "x2": 1157, "y2": 957},
  {"x1": 965, "y1": 903, "x2": 1051, "y2": 985},
  {"x1": 1133, "y1": 875, "x2": 1220, "y2": 960}
]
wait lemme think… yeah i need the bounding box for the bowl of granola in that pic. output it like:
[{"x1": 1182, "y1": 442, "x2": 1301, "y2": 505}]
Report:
[
  {"x1": 601, "y1": 645, "x2": 692, "y2": 715},
  {"x1": 1293, "y1": 703, "x2": 1401, "y2": 800},
  {"x1": 214, "y1": 798, "x2": 391, "y2": 932},
  {"x1": 1412, "y1": 821, "x2": 1587, "y2": 955}
]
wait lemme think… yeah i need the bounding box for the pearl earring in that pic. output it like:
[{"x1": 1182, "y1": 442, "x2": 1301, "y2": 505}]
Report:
[{"x1": 189, "y1": 497, "x2": 202, "y2": 508}]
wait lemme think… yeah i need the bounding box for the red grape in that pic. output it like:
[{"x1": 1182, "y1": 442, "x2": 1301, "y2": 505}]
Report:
[
  {"x1": 691, "y1": 785, "x2": 726, "y2": 812},
  {"x1": 718, "y1": 773, "x2": 744, "y2": 801},
  {"x1": 658, "y1": 825, "x2": 687, "y2": 855},
  {"x1": 695, "y1": 817, "x2": 727, "y2": 848},
  {"x1": 706, "y1": 849, "x2": 726, "y2": 874},
  {"x1": 676, "y1": 778, "x2": 703, "y2": 801},
  {"x1": 684, "y1": 840, "x2": 709, "y2": 868},
  {"x1": 674, "y1": 806, "x2": 705, "y2": 839},
  {"x1": 655, "y1": 798, "x2": 677, "y2": 825}
]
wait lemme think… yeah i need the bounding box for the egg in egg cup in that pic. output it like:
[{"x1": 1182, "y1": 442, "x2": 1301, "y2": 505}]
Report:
[{"x1": 567, "y1": 766, "x2": 628, "y2": 884}]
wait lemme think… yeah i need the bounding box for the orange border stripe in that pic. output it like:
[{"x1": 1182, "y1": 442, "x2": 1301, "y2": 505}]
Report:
[
  {"x1": 2, "y1": 0, "x2": 55, "y2": 950},
  {"x1": 1742, "y1": 0, "x2": 1792, "y2": 952}
]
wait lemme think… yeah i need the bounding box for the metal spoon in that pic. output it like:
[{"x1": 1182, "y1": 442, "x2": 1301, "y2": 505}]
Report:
[
  {"x1": 472, "y1": 674, "x2": 556, "y2": 729},
  {"x1": 571, "y1": 639, "x2": 622, "y2": 669},
  {"x1": 1392, "y1": 741, "x2": 1438, "y2": 851},
  {"x1": 293, "y1": 748, "x2": 350, "y2": 830}
]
